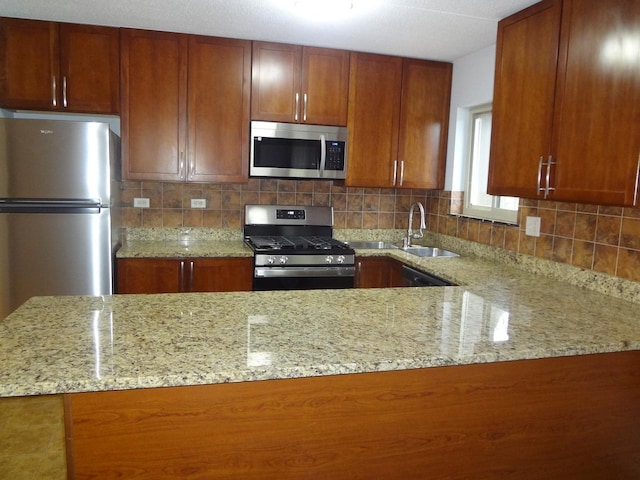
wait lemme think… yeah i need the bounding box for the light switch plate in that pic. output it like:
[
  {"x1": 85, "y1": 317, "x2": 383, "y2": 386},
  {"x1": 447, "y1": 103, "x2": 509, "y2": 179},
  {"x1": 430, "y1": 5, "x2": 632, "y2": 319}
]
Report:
[
  {"x1": 133, "y1": 197, "x2": 150, "y2": 208},
  {"x1": 525, "y1": 216, "x2": 541, "y2": 237},
  {"x1": 191, "y1": 198, "x2": 206, "y2": 209}
]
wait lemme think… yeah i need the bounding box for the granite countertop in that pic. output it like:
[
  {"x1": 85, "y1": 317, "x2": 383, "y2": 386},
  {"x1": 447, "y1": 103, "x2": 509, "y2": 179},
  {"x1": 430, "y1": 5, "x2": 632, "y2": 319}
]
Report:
[
  {"x1": 116, "y1": 228, "x2": 253, "y2": 258},
  {"x1": 1, "y1": 230, "x2": 640, "y2": 397},
  {"x1": 116, "y1": 239, "x2": 253, "y2": 258}
]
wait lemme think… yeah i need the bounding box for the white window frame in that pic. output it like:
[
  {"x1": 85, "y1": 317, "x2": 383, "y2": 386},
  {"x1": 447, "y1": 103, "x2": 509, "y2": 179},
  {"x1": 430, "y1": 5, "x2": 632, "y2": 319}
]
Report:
[{"x1": 462, "y1": 104, "x2": 518, "y2": 224}]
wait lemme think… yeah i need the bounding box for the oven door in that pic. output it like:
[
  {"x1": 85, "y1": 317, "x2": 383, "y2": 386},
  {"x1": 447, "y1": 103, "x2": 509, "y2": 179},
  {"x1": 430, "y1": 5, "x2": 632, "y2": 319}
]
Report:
[{"x1": 253, "y1": 266, "x2": 355, "y2": 291}]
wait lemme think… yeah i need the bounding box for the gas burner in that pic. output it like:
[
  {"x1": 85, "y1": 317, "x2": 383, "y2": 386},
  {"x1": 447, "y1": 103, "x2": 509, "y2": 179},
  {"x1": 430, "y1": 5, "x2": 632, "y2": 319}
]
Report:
[
  {"x1": 248, "y1": 236, "x2": 294, "y2": 250},
  {"x1": 300, "y1": 236, "x2": 347, "y2": 250}
]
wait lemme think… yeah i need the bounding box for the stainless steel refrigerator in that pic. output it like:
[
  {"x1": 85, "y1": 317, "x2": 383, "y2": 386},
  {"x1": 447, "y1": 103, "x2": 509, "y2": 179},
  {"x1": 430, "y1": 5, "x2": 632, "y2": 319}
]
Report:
[{"x1": 0, "y1": 118, "x2": 120, "y2": 319}]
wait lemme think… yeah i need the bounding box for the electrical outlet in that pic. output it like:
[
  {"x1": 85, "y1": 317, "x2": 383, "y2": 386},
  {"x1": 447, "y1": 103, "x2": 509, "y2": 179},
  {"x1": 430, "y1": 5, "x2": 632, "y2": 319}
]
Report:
[
  {"x1": 525, "y1": 216, "x2": 541, "y2": 237},
  {"x1": 133, "y1": 197, "x2": 150, "y2": 208},
  {"x1": 190, "y1": 198, "x2": 206, "y2": 209}
]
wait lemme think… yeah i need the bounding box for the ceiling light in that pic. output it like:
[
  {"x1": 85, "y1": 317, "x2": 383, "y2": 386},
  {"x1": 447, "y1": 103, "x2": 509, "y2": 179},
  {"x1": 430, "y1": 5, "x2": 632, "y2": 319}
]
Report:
[{"x1": 294, "y1": 0, "x2": 354, "y2": 14}]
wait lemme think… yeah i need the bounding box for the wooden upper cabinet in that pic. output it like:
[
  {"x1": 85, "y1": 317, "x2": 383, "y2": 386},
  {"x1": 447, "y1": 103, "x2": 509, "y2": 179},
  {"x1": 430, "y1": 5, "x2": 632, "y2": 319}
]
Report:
[
  {"x1": 301, "y1": 47, "x2": 350, "y2": 126},
  {"x1": 251, "y1": 42, "x2": 350, "y2": 126},
  {"x1": 346, "y1": 53, "x2": 451, "y2": 189},
  {"x1": 489, "y1": 0, "x2": 640, "y2": 207},
  {"x1": 397, "y1": 59, "x2": 452, "y2": 189},
  {"x1": 0, "y1": 18, "x2": 58, "y2": 111},
  {"x1": 346, "y1": 53, "x2": 403, "y2": 188},
  {"x1": 59, "y1": 24, "x2": 120, "y2": 114},
  {"x1": 121, "y1": 29, "x2": 187, "y2": 182},
  {"x1": 488, "y1": 0, "x2": 562, "y2": 199},
  {"x1": 121, "y1": 30, "x2": 250, "y2": 183},
  {"x1": 187, "y1": 35, "x2": 251, "y2": 183},
  {"x1": 550, "y1": 0, "x2": 640, "y2": 206},
  {"x1": 0, "y1": 18, "x2": 119, "y2": 114}
]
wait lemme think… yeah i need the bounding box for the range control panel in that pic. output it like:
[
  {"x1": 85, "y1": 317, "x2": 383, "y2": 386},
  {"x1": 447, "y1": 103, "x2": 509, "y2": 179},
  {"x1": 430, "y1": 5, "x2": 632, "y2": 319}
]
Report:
[{"x1": 276, "y1": 209, "x2": 306, "y2": 220}]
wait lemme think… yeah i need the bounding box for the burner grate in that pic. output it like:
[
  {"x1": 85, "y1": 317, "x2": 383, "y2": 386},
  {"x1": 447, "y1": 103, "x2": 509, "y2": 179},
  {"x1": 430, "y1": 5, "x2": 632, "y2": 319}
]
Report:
[{"x1": 246, "y1": 235, "x2": 351, "y2": 252}]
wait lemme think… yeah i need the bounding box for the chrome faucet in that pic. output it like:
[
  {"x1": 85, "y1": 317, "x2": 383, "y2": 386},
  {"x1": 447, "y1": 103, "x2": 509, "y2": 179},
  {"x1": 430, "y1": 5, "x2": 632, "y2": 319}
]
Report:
[{"x1": 404, "y1": 201, "x2": 426, "y2": 248}]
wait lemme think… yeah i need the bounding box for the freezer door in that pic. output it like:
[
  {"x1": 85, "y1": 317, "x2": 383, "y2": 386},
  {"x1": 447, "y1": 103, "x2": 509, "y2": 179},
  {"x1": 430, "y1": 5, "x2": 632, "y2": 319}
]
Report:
[
  {"x1": 0, "y1": 208, "x2": 114, "y2": 319},
  {"x1": 0, "y1": 119, "x2": 113, "y2": 202}
]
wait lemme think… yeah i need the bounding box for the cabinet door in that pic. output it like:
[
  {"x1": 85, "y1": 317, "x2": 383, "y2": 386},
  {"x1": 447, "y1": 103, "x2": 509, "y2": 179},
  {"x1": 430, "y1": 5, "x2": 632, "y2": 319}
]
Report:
[
  {"x1": 187, "y1": 36, "x2": 251, "y2": 183},
  {"x1": 117, "y1": 258, "x2": 184, "y2": 294},
  {"x1": 355, "y1": 257, "x2": 392, "y2": 288},
  {"x1": 301, "y1": 47, "x2": 350, "y2": 126},
  {"x1": 488, "y1": 0, "x2": 562, "y2": 199},
  {"x1": 59, "y1": 24, "x2": 119, "y2": 114},
  {"x1": 397, "y1": 59, "x2": 452, "y2": 189},
  {"x1": 346, "y1": 53, "x2": 403, "y2": 187},
  {"x1": 251, "y1": 42, "x2": 301, "y2": 123},
  {"x1": 550, "y1": 0, "x2": 640, "y2": 206},
  {"x1": 387, "y1": 258, "x2": 405, "y2": 287},
  {"x1": 0, "y1": 18, "x2": 59, "y2": 111},
  {"x1": 121, "y1": 29, "x2": 188, "y2": 181},
  {"x1": 190, "y1": 258, "x2": 253, "y2": 292}
]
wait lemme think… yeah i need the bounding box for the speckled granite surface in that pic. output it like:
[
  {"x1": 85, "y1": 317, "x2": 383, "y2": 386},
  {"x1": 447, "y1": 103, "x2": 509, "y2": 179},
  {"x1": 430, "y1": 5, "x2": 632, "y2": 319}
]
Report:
[
  {"x1": 119, "y1": 227, "x2": 640, "y2": 304},
  {"x1": 2, "y1": 238, "x2": 640, "y2": 397},
  {"x1": 117, "y1": 239, "x2": 253, "y2": 258}
]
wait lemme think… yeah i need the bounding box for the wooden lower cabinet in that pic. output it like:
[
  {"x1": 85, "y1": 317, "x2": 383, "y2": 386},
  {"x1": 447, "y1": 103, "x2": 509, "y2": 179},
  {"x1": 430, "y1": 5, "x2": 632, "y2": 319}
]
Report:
[
  {"x1": 116, "y1": 258, "x2": 184, "y2": 293},
  {"x1": 64, "y1": 351, "x2": 640, "y2": 479},
  {"x1": 355, "y1": 256, "x2": 403, "y2": 288},
  {"x1": 117, "y1": 257, "x2": 253, "y2": 294},
  {"x1": 189, "y1": 257, "x2": 253, "y2": 292}
]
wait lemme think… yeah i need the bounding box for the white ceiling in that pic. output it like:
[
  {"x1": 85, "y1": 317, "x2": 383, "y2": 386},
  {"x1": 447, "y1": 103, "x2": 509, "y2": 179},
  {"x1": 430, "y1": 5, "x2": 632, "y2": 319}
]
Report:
[{"x1": 0, "y1": 0, "x2": 539, "y2": 61}]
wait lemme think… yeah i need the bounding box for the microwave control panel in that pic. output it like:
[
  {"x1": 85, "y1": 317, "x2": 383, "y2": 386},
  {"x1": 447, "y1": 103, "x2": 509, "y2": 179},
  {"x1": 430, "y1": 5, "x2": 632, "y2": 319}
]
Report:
[{"x1": 325, "y1": 141, "x2": 345, "y2": 170}]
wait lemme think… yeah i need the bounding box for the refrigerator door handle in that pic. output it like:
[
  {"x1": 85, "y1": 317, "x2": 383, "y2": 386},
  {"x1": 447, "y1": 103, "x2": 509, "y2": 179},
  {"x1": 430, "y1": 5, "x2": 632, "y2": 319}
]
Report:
[{"x1": 0, "y1": 200, "x2": 102, "y2": 214}]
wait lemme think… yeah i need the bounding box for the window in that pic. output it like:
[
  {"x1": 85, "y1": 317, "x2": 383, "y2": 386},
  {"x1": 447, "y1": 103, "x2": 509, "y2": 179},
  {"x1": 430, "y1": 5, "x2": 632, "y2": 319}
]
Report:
[{"x1": 463, "y1": 104, "x2": 518, "y2": 224}]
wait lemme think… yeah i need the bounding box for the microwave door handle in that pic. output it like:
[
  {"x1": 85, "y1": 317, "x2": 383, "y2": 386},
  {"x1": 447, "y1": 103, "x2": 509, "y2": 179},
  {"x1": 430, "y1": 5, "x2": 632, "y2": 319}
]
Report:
[{"x1": 319, "y1": 134, "x2": 327, "y2": 178}]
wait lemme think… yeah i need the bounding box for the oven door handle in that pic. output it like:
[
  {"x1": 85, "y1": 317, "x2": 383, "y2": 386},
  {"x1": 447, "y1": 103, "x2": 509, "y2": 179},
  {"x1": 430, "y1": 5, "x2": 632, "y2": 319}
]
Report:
[
  {"x1": 255, "y1": 266, "x2": 355, "y2": 278},
  {"x1": 318, "y1": 134, "x2": 327, "y2": 178}
]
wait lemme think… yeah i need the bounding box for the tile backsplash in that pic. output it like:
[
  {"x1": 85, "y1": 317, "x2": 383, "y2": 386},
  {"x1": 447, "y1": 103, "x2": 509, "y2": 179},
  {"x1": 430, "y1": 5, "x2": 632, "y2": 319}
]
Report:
[
  {"x1": 120, "y1": 179, "x2": 640, "y2": 283},
  {"x1": 120, "y1": 179, "x2": 430, "y2": 231}
]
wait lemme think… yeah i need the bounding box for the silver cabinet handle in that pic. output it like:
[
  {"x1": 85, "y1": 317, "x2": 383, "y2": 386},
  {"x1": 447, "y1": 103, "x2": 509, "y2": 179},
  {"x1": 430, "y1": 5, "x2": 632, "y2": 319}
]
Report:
[
  {"x1": 537, "y1": 156, "x2": 544, "y2": 196},
  {"x1": 62, "y1": 76, "x2": 68, "y2": 108},
  {"x1": 189, "y1": 153, "x2": 195, "y2": 180},
  {"x1": 294, "y1": 92, "x2": 300, "y2": 121},
  {"x1": 634, "y1": 153, "x2": 640, "y2": 206},
  {"x1": 392, "y1": 160, "x2": 398, "y2": 186},
  {"x1": 537, "y1": 155, "x2": 556, "y2": 198},
  {"x1": 52, "y1": 76, "x2": 57, "y2": 107},
  {"x1": 545, "y1": 155, "x2": 556, "y2": 199},
  {"x1": 399, "y1": 160, "x2": 405, "y2": 186},
  {"x1": 178, "y1": 151, "x2": 185, "y2": 180},
  {"x1": 303, "y1": 93, "x2": 308, "y2": 122}
]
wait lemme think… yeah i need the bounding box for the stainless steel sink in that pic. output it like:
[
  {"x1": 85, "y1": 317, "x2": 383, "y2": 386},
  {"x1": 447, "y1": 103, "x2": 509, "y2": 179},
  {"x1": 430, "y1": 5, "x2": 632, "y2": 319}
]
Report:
[
  {"x1": 345, "y1": 241, "x2": 398, "y2": 249},
  {"x1": 400, "y1": 246, "x2": 459, "y2": 258}
]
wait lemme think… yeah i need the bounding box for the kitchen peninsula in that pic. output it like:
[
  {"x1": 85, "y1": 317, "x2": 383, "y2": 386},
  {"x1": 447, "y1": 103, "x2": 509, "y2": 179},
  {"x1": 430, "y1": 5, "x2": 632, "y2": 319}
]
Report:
[{"x1": 2, "y1": 237, "x2": 640, "y2": 478}]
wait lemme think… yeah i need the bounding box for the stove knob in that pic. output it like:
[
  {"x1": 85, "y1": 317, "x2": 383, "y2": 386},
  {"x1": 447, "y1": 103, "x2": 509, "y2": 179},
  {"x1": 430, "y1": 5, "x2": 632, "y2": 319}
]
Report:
[
  {"x1": 279, "y1": 256, "x2": 288, "y2": 265},
  {"x1": 325, "y1": 255, "x2": 334, "y2": 264},
  {"x1": 337, "y1": 255, "x2": 345, "y2": 264},
  {"x1": 267, "y1": 256, "x2": 275, "y2": 265}
]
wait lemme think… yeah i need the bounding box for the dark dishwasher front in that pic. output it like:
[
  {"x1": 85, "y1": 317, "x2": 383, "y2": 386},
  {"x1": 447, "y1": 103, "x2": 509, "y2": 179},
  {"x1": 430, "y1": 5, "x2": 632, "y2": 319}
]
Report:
[{"x1": 400, "y1": 265, "x2": 455, "y2": 287}]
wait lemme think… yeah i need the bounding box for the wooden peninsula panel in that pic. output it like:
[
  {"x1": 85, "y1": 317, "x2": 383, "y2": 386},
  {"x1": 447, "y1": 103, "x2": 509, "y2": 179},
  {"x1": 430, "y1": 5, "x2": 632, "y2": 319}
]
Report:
[{"x1": 64, "y1": 351, "x2": 640, "y2": 479}]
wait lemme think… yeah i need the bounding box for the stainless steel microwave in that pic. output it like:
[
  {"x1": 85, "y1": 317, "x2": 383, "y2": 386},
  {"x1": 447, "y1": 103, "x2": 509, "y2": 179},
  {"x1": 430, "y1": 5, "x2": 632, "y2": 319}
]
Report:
[{"x1": 250, "y1": 121, "x2": 348, "y2": 180}]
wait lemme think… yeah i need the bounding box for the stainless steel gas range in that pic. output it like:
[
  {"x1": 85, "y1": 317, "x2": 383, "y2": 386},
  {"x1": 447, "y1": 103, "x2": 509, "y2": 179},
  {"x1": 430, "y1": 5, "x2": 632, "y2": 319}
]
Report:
[{"x1": 243, "y1": 204, "x2": 355, "y2": 290}]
